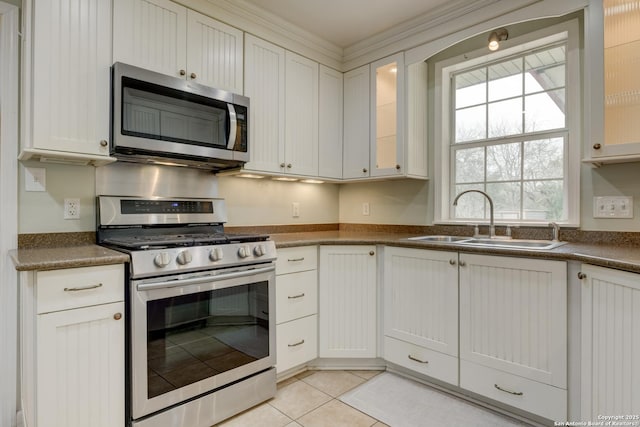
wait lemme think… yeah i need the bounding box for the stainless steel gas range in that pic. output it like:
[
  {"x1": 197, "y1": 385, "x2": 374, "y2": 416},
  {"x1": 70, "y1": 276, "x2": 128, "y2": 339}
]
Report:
[{"x1": 97, "y1": 195, "x2": 277, "y2": 427}]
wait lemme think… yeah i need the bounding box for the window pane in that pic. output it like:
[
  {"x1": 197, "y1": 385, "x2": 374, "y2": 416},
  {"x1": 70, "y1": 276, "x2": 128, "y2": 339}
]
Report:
[
  {"x1": 455, "y1": 69, "x2": 486, "y2": 108},
  {"x1": 525, "y1": 46, "x2": 566, "y2": 94},
  {"x1": 524, "y1": 90, "x2": 565, "y2": 132},
  {"x1": 453, "y1": 185, "x2": 486, "y2": 219},
  {"x1": 487, "y1": 182, "x2": 522, "y2": 220},
  {"x1": 488, "y1": 98, "x2": 522, "y2": 138},
  {"x1": 455, "y1": 105, "x2": 486, "y2": 142},
  {"x1": 455, "y1": 147, "x2": 484, "y2": 183},
  {"x1": 488, "y1": 59, "x2": 522, "y2": 101},
  {"x1": 487, "y1": 143, "x2": 521, "y2": 181},
  {"x1": 524, "y1": 180, "x2": 564, "y2": 220},
  {"x1": 524, "y1": 138, "x2": 564, "y2": 179}
]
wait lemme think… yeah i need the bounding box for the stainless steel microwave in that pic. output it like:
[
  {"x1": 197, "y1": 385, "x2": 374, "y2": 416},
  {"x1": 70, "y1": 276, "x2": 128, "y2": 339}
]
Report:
[{"x1": 111, "y1": 62, "x2": 249, "y2": 171}]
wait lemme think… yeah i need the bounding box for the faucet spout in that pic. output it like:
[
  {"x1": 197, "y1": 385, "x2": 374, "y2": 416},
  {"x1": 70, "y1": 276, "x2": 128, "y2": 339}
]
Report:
[{"x1": 453, "y1": 190, "x2": 495, "y2": 238}]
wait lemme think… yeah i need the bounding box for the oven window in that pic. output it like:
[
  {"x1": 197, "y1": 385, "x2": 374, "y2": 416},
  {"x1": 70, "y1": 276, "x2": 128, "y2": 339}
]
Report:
[{"x1": 146, "y1": 281, "x2": 269, "y2": 398}]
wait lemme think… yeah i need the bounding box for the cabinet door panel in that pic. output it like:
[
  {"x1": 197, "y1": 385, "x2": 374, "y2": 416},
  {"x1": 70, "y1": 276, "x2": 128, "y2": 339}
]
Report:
[
  {"x1": 319, "y1": 65, "x2": 343, "y2": 179},
  {"x1": 186, "y1": 10, "x2": 243, "y2": 93},
  {"x1": 113, "y1": 0, "x2": 187, "y2": 78},
  {"x1": 581, "y1": 264, "x2": 640, "y2": 421},
  {"x1": 319, "y1": 246, "x2": 376, "y2": 358},
  {"x1": 384, "y1": 247, "x2": 458, "y2": 356},
  {"x1": 243, "y1": 35, "x2": 285, "y2": 173},
  {"x1": 32, "y1": 0, "x2": 111, "y2": 155},
  {"x1": 459, "y1": 254, "x2": 566, "y2": 388},
  {"x1": 37, "y1": 302, "x2": 124, "y2": 427},
  {"x1": 343, "y1": 65, "x2": 370, "y2": 179},
  {"x1": 285, "y1": 51, "x2": 319, "y2": 176}
]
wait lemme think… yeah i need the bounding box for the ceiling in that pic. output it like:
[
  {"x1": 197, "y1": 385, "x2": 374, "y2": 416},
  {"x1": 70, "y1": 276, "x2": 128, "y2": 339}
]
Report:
[{"x1": 241, "y1": 0, "x2": 452, "y2": 48}]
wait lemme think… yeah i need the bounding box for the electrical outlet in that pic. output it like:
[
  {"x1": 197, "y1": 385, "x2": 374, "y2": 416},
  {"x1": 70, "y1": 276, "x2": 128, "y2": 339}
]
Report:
[
  {"x1": 64, "y1": 198, "x2": 81, "y2": 220},
  {"x1": 292, "y1": 202, "x2": 300, "y2": 218},
  {"x1": 362, "y1": 202, "x2": 370, "y2": 216}
]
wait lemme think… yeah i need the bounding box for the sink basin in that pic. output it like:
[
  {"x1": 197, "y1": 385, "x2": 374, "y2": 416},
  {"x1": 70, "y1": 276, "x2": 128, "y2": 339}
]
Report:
[
  {"x1": 406, "y1": 235, "x2": 566, "y2": 250},
  {"x1": 407, "y1": 235, "x2": 472, "y2": 243},
  {"x1": 460, "y1": 238, "x2": 567, "y2": 250}
]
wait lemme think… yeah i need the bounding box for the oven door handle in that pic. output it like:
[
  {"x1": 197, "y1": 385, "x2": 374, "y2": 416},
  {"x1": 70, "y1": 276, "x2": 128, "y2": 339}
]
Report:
[{"x1": 136, "y1": 265, "x2": 275, "y2": 291}]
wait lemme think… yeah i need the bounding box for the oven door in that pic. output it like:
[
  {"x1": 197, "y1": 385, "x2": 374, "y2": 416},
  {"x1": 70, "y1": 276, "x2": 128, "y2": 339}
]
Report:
[{"x1": 130, "y1": 264, "x2": 275, "y2": 420}]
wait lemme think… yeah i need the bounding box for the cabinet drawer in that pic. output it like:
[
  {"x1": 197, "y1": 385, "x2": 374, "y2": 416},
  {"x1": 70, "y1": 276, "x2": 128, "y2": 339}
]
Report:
[
  {"x1": 460, "y1": 360, "x2": 566, "y2": 421},
  {"x1": 276, "y1": 315, "x2": 317, "y2": 373},
  {"x1": 36, "y1": 264, "x2": 124, "y2": 314},
  {"x1": 384, "y1": 336, "x2": 458, "y2": 386},
  {"x1": 276, "y1": 270, "x2": 317, "y2": 324},
  {"x1": 276, "y1": 246, "x2": 317, "y2": 274}
]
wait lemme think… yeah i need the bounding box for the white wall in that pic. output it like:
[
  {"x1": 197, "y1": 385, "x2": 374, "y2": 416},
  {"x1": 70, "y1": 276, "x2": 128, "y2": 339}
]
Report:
[{"x1": 218, "y1": 176, "x2": 339, "y2": 226}]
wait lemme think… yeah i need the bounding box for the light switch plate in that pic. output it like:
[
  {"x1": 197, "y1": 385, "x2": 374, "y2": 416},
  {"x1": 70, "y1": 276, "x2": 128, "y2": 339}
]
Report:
[{"x1": 593, "y1": 196, "x2": 633, "y2": 218}]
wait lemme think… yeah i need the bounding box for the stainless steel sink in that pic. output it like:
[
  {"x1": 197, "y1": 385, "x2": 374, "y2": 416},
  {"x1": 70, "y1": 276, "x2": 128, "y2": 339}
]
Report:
[
  {"x1": 407, "y1": 235, "x2": 472, "y2": 243},
  {"x1": 460, "y1": 238, "x2": 567, "y2": 250},
  {"x1": 406, "y1": 235, "x2": 566, "y2": 250}
]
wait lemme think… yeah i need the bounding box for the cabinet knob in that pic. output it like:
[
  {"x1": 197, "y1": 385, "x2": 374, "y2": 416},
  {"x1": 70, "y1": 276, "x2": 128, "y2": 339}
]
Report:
[
  {"x1": 190, "y1": 72, "x2": 197, "y2": 79},
  {"x1": 459, "y1": 260, "x2": 466, "y2": 267},
  {"x1": 449, "y1": 259, "x2": 456, "y2": 265},
  {"x1": 280, "y1": 163, "x2": 286, "y2": 168},
  {"x1": 179, "y1": 69, "x2": 186, "y2": 76},
  {"x1": 99, "y1": 140, "x2": 108, "y2": 147},
  {"x1": 578, "y1": 272, "x2": 587, "y2": 280},
  {"x1": 369, "y1": 251, "x2": 375, "y2": 256},
  {"x1": 593, "y1": 143, "x2": 602, "y2": 150},
  {"x1": 396, "y1": 164, "x2": 401, "y2": 170},
  {"x1": 113, "y1": 313, "x2": 122, "y2": 321},
  {"x1": 287, "y1": 163, "x2": 292, "y2": 169},
  {"x1": 362, "y1": 168, "x2": 368, "y2": 173}
]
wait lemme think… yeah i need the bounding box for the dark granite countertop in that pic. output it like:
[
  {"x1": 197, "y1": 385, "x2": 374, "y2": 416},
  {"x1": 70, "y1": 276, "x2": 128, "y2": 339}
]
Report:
[
  {"x1": 10, "y1": 245, "x2": 129, "y2": 272},
  {"x1": 269, "y1": 230, "x2": 640, "y2": 274},
  {"x1": 11, "y1": 229, "x2": 640, "y2": 274}
]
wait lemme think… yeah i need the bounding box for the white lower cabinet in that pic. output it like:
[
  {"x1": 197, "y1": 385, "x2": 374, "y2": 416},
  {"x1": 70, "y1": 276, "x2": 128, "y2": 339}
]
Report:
[
  {"x1": 459, "y1": 253, "x2": 567, "y2": 421},
  {"x1": 319, "y1": 245, "x2": 377, "y2": 358},
  {"x1": 275, "y1": 246, "x2": 318, "y2": 373},
  {"x1": 579, "y1": 264, "x2": 640, "y2": 422},
  {"x1": 21, "y1": 264, "x2": 125, "y2": 427},
  {"x1": 383, "y1": 247, "x2": 458, "y2": 385}
]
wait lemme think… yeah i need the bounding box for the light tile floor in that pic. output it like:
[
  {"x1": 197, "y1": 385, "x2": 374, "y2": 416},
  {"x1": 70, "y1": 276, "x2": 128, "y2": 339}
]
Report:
[{"x1": 215, "y1": 370, "x2": 389, "y2": 427}]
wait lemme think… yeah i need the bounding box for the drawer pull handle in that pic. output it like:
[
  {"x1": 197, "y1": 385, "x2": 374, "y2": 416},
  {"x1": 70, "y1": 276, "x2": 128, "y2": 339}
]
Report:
[
  {"x1": 288, "y1": 339, "x2": 305, "y2": 347},
  {"x1": 64, "y1": 283, "x2": 103, "y2": 292},
  {"x1": 287, "y1": 257, "x2": 305, "y2": 262},
  {"x1": 407, "y1": 355, "x2": 429, "y2": 364},
  {"x1": 494, "y1": 384, "x2": 523, "y2": 396},
  {"x1": 288, "y1": 293, "x2": 305, "y2": 299}
]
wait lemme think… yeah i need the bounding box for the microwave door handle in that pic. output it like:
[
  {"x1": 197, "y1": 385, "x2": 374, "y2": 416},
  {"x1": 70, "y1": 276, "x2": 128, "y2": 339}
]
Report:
[{"x1": 227, "y1": 104, "x2": 237, "y2": 150}]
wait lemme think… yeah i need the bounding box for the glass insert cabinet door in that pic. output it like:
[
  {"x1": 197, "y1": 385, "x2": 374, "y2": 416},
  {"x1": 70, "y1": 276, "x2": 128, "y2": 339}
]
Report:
[
  {"x1": 370, "y1": 53, "x2": 405, "y2": 177},
  {"x1": 592, "y1": 0, "x2": 640, "y2": 159}
]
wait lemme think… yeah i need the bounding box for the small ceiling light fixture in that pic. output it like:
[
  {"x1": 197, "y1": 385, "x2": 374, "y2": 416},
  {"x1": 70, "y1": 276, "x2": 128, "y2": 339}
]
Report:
[{"x1": 488, "y1": 28, "x2": 508, "y2": 51}]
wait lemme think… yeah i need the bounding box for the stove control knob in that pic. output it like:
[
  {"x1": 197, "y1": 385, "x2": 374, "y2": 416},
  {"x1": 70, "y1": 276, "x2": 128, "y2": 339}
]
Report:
[
  {"x1": 176, "y1": 250, "x2": 193, "y2": 265},
  {"x1": 209, "y1": 248, "x2": 224, "y2": 262},
  {"x1": 154, "y1": 252, "x2": 171, "y2": 268},
  {"x1": 238, "y1": 245, "x2": 251, "y2": 258},
  {"x1": 254, "y1": 244, "x2": 266, "y2": 257}
]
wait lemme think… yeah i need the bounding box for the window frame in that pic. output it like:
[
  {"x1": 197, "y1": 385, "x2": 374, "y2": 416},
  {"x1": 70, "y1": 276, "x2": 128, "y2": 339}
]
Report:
[{"x1": 434, "y1": 19, "x2": 581, "y2": 227}]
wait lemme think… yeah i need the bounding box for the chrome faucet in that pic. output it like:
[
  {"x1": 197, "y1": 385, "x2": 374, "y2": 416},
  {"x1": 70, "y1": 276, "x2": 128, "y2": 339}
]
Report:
[
  {"x1": 453, "y1": 190, "x2": 495, "y2": 238},
  {"x1": 549, "y1": 222, "x2": 560, "y2": 242}
]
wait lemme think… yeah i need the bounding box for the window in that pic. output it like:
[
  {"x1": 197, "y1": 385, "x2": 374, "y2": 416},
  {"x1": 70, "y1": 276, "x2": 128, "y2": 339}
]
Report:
[{"x1": 434, "y1": 20, "x2": 580, "y2": 226}]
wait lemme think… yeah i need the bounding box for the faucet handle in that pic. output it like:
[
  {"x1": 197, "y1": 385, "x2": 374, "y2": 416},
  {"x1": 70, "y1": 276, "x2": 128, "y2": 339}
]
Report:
[
  {"x1": 505, "y1": 225, "x2": 512, "y2": 237},
  {"x1": 466, "y1": 224, "x2": 480, "y2": 237}
]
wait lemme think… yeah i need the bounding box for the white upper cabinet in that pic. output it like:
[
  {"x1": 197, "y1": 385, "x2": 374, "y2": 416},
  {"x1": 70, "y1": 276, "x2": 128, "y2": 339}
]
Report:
[
  {"x1": 243, "y1": 35, "x2": 286, "y2": 174},
  {"x1": 285, "y1": 51, "x2": 319, "y2": 177},
  {"x1": 22, "y1": 0, "x2": 113, "y2": 163},
  {"x1": 343, "y1": 65, "x2": 371, "y2": 179},
  {"x1": 318, "y1": 65, "x2": 344, "y2": 179},
  {"x1": 587, "y1": 0, "x2": 640, "y2": 164},
  {"x1": 370, "y1": 53, "x2": 405, "y2": 177},
  {"x1": 113, "y1": 0, "x2": 243, "y2": 93}
]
